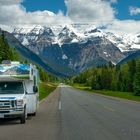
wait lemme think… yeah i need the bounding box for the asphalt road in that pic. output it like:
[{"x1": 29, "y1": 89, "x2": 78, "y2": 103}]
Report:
[{"x1": 0, "y1": 85, "x2": 140, "y2": 140}]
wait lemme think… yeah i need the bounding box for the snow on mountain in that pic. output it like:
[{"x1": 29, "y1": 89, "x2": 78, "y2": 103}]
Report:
[
  {"x1": 29, "y1": 25, "x2": 45, "y2": 35},
  {"x1": 12, "y1": 24, "x2": 104, "y2": 46},
  {"x1": 119, "y1": 34, "x2": 140, "y2": 51},
  {"x1": 13, "y1": 27, "x2": 32, "y2": 34},
  {"x1": 12, "y1": 24, "x2": 140, "y2": 76},
  {"x1": 62, "y1": 54, "x2": 68, "y2": 60},
  {"x1": 105, "y1": 32, "x2": 140, "y2": 52},
  {"x1": 22, "y1": 37, "x2": 29, "y2": 46},
  {"x1": 57, "y1": 25, "x2": 79, "y2": 45},
  {"x1": 12, "y1": 24, "x2": 140, "y2": 57},
  {"x1": 13, "y1": 24, "x2": 140, "y2": 54}
]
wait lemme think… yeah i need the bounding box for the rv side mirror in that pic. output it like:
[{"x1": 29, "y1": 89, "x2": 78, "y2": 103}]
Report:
[{"x1": 33, "y1": 86, "x2": 38, "y2": 93}]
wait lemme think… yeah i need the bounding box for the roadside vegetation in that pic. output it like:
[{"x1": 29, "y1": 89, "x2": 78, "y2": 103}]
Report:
[
  {"x1": 39, "y1": 68, "x2": 58, "y2": 100},
  {"x1": 71, "y1": 59, "x2": 140, "y2": 101},
  {"x1": 73, "y1": 83, "x2": 140, "y2": 102},
  {"x1": 39, "y1": 82, "x2": 57, "y2": 100}
]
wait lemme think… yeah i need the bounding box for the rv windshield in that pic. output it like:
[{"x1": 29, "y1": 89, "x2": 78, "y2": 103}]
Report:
[{"x1": 0, "y1": 82, "x2": 24, "y2": 94}]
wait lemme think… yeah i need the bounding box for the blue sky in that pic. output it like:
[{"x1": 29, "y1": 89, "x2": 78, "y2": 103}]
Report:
[
  {"x1": 22, "y1": 0, "x2": 140, "y2": 20},
  {"x1": 22, "y1": 0, "x2": 67, "y2": 14},
  {"x1": 112, "y1": 0, "x2": 140, "y2": 20}
]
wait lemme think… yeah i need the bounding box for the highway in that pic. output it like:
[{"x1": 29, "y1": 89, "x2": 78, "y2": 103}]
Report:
[{"x1": 0, "y1": 85, "x2": 140, "y2": 140}]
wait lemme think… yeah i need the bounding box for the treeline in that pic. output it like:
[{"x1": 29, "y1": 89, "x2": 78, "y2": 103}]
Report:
[
  {"x1": 0, "y1": 32, "x2": 19, "y2": 62},
  {"x1": 72, "y1": 59, "x2": 140, "y2": 96},
  {"x1": 38, "y1": 67, "x2": 58, "y2": 83}
]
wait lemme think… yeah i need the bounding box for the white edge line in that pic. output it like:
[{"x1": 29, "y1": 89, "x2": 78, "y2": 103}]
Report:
[
  {"x1": 59, "y1": 101, "x2": 61, "y2": 110},
  {"x1": 39, "y1": 96, "x2": 48, "y2": 104}
]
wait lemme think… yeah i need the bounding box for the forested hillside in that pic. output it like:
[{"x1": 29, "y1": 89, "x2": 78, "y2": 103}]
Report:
[
  {"x1": 0, "y1": 31, "x2": 19, "y2": 62},
  {"x1": 72, "y1": 59, "x2": 140, "y2": 96}
]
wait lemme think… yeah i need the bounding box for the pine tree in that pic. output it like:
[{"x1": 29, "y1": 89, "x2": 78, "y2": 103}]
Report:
[
  {"x1": 128, "y1": 60, "x2": 136, "y2": 92},
  {"x1": 134, "y1": 59, "x2": 140, "y2": 95}
]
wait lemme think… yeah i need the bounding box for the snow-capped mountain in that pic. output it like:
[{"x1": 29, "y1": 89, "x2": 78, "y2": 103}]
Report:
[
  {"x1": 105, "y1": 32, "x2": 140, "y2": 52},
  {"x1": 0, "y1": 29, "x2": 67, "y2": 77},
  {"x1": 12, "y1": 24, "x2": 140, "y2": 76},
  {"x1": 13, "y1": 24, "x2": 140, "y2": 52}
]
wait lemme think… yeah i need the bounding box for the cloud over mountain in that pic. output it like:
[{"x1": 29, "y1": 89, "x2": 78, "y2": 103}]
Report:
[
  {"x1": 65, "y1": 0, "x2": 116, "y2": 22},
  {"x1": 0, "y1": 0, "x2": 71, "y2": 31},
  {"x1": 0, "y1": 0, "x2": 140, "y2": 35}
]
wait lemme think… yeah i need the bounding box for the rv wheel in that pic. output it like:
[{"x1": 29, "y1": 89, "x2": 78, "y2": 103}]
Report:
[{"x1": 20, "y1": 107, "x2": 26, "y2": 124}]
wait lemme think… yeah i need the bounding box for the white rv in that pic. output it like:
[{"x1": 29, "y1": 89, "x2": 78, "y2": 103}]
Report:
[{"x1": 0, "y1": 60, "x2": 39, "y2": 124}]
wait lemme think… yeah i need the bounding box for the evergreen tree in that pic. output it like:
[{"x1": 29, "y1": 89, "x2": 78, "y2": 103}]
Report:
[
  {"x1": 128, "y1": 60, "x2": 136, "y2": 92},
  {"x1": 71, "y1": 57, "x2": 140, "y2": 95},
  {"x1": 134, "y1": 59, "x2": 140, "y2": 95}
]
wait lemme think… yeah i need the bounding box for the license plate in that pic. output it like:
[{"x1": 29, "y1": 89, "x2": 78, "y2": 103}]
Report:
[{"x1": 0, "y1": 114, "x2": 4, "y2": 118}]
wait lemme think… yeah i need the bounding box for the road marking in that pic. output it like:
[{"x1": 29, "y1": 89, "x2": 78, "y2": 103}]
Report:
[
  {"x1": 59, "y1": 101, "x2": 62, "y2": 110},
  {"x1": 103, "y1": 106, "x2": 115, "y2": 112}
]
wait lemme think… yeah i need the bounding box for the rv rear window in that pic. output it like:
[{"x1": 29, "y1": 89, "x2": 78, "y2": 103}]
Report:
[{"x1": 0, "y1": 82, "x2": 24, "y2": 94}]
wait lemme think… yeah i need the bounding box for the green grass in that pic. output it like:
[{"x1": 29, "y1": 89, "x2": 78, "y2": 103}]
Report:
[
  {"x1": 39, "y1": 82, "x2": 57, "y2": 101},
  {"x1": 73, "y1": 83, "x2": 140, "y2": 102},
  {"x1": 72, "y1": 83, "x2": 91, "y2": 90}
]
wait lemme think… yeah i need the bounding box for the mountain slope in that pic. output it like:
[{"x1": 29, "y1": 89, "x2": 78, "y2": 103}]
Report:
[
  {"x1": 12, "y1": 25, "x2": 127, "y2": 73},
  {"x1": 118, "y1": 50, "x2": 140, "y2": 65},
  {"x1": 0, "y1": 29, "x2": 74, "y2": 77}
]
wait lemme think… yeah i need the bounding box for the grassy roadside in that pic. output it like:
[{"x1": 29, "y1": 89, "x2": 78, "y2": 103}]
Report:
[
  {"x1": 73, "y1": 83, "x2": 140, "y2": 102},
  {"x1": 39, "y1": 82, "x2": 57, "y2": 101}
]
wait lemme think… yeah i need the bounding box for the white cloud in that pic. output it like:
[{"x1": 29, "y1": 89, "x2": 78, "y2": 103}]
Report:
[
  {"x1": 64, "y1": 0, "x2": 140, "y2": 35},
  {"x1": 65, "y1": 0, "x2": 116, "y2": 22},
  {"x1": 0, "y1": 0, "x2": 71, "y2": 31},
  {"x1": 129, "y1": 6, "x2": 140, "y2": 16},
  {"x1": 0, "y1": 0, "x2": 140, "y2": 35},
  {"x1": 105, "y1": 20, "x2": 140, "y2": 35},
  {"x1": 0, "y1": 0, "x2": 22, "y2": 5}
]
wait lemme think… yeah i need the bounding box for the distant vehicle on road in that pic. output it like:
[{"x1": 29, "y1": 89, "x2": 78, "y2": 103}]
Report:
[{"x1": 0, "y1": 61, "x2": 39, "y2": 124}]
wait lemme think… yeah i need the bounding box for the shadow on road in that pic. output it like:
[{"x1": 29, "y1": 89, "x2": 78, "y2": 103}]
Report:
[
  {"x1": 0, "y1": 116, "x2": 33, "y2": 125},
  {"x1": 0, "y1": 118, "x2": 20, "y2": 125}
]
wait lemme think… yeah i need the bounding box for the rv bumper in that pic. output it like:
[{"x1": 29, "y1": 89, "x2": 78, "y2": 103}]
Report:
[{"x1": 0, "y1": 108, "x2": 24, "y2": 118}]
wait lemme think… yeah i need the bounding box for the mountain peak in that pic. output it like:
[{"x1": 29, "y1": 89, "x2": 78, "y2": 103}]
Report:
[
  {"x1": 0, "y1": 24, "x2": 139, "y2": 77},
  {"x1": 13, "y1": 24, "x2": 140, "y2": 52}
]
